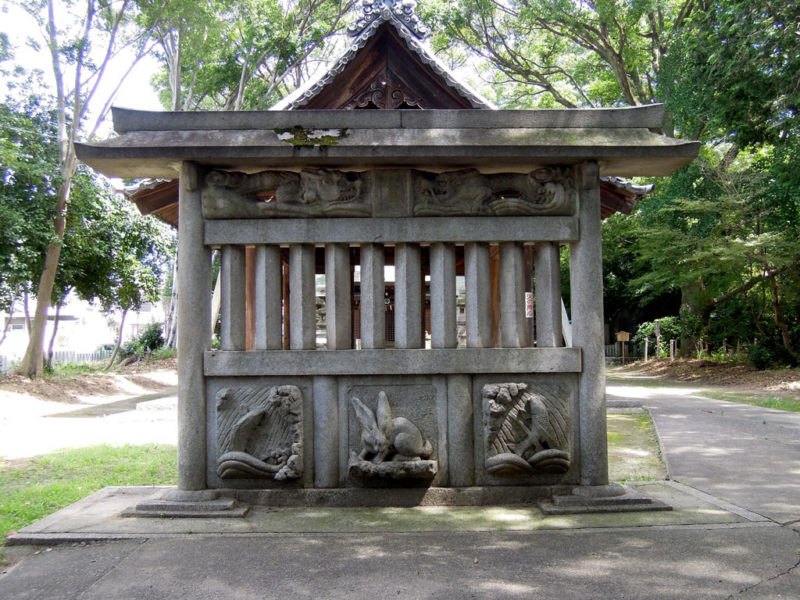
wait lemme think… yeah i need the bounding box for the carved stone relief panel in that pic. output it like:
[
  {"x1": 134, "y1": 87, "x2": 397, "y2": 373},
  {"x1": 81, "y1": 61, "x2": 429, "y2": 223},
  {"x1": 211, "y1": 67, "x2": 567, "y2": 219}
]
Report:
[
  {"x1": 216, "y1": 385, "x2": 303, "y2": 481},
  {"x1": 345, "y1": 384, "x2": 439, "y2": 486},
  {"x1": 482, "y1": 382, "x2": 572, "y2": 477},
  {"x1": 203, "y1": 168, "x2": 370, "y2": 218},
  {"x1": 413, "y1": 167, "x2": 577, "y2": 216}
]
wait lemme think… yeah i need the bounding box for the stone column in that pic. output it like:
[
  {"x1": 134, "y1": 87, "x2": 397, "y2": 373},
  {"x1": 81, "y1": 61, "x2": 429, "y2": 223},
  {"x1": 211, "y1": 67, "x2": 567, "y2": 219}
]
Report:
[
  {"x1": 289, "y1": 245, "x2": 316, "y2": 350},
  {"x1": 177, "y1": 162, "x2": 212, "y2": 491},
  {"x1": 570, "y1": 161, "x2": 608, "y2": 486},
  {"x1": 220, "y1": 245, "x2": 246, "y2": 351},
  {"x1": 465, "y1": 243, "x2": 492, "y2": 348},
  {"x1": 499, "y1": 242, "x2": 527, "y2": 348},
  {"x1": 360, "y1": 244, "x2": 385, "y2": 349},
  {"x1": 395, "y1": 243, "x2": 422, "y2": 349},
  {"x1": 534, "y1": 242, "x2": 563, "y2": 348},
  {"x1": 253, "y1": 245, "x2": 282, "y2": 350},
  {"x1": 430, "y1": 243, "x2": 457, "y2": 348}
]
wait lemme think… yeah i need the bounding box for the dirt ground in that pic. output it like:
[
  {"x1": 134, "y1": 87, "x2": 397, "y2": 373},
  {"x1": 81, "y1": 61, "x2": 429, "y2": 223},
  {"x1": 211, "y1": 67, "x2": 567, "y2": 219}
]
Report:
[
  {"x1": 0, "y1": 358, "x2": 177, "y2": 404},
  {"x1": 611, "y1": 358, "x2": 800, "y2": 395}
]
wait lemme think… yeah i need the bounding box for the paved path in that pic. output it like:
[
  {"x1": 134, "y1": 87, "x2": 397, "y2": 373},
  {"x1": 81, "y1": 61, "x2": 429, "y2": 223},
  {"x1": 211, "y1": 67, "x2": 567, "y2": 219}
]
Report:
[
  {"x1": 1, "y1": 380, "x2": 799, "y2": 599},
  {"x1": 608, "y1": 381, "x2": 800, "y2": 525}
]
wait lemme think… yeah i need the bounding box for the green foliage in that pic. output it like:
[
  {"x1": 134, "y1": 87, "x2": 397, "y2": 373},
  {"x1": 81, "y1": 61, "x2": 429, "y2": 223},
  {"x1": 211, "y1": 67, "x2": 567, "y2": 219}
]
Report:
[
  {"x1": 632, "y1": 317, "x2": 681, "y2": 357},
  {"x1": 136, "y1": 0, "x2": 354, "y2": 111},
  {"x1": 428, "y1": 0, "x2": 690, "y2": 108},
  {"x1": 0, "y1": 444, "x2": 176, "y2": 558},
  {"x1": 0, "y1": 100, "x2": 61, "y2": 311},
  {"x1": 0, "y1": 99, "x2": 171, "y2": 319},
  {"x1": 120, "y1": 322, "x2": 165, "y2": 359},
  {"x1": 660, "y1": 1, "x2": 800, "y2": 146}
]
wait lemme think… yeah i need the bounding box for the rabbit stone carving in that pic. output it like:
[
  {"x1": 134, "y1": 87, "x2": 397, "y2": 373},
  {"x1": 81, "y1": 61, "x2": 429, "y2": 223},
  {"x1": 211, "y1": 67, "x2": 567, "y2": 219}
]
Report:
[{"x1": 350, "y1": 391, "x2": 433, "y2": 463}]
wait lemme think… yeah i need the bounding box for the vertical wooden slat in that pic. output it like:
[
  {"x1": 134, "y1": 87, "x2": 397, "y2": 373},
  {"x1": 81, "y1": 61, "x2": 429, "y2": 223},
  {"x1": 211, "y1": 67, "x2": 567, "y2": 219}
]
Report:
[
  {"x1": 534, "y1": 241, "x2": 563, "y2": 347},
  {"x1": 489, "y1": 245, "x2": 501, "y2": 347},
  {"x1": 360, "y1": 243, "x2": 385, "y2": 349},
  {"x1": 221, "y1": 245, "x2": 247, "y2": 351},
  {"x1": 465, "y1": 242, "x2": 492, "y2": 348},
  {"x1": 289, "y1": 244, "x2": 316, "y2": 350},
  {"x1": 326, "y1": 243, "x2": 352, "y2": 350},
  {"x1": 254, "y1": 245, "x2": 282, "y2": 350},
  {"x1": 430, "y1": 242, "x2": 457, "y2": 348},
  {"x1": 395, "y1": 243, "x2": 422, "y2": 349},
  {"x1": 499, "y1": 242, "x2": 527, "y2": 348}
]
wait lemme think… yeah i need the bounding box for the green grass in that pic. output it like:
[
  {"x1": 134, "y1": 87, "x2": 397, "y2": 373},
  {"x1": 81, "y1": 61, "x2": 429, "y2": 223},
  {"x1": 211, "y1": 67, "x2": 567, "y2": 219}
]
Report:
[
  {"x1": 607, "y1": 412, "x2": 668, "y2": 484},
  {"x1": 44, "y1": 361, "x2": 108, "y2": 377},
  {"x1": 697, "y1": 391, "x2": 800, "y2": 412},
  {"x1": 1, "y1": 444, "x2": 176, "y2": 564}
]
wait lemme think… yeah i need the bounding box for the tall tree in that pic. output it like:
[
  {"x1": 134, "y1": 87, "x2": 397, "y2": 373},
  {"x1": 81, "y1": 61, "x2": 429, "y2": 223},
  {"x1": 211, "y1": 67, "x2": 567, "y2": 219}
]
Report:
[
  {"x1": 10, "y1": 0, "x2": 153, "y2": 376},
  {"x1": 0, "y1": 99, "x2": 170, "y2": 360},
  {"x1": 430, "y1": 0, "x2": 697, "y2": 110},
  {"x1": 137, "y1": 0, "x2": 355, "y2": 111},
  {"x1": 649, "y1": 0, "x2": 800, "y2": 359}
]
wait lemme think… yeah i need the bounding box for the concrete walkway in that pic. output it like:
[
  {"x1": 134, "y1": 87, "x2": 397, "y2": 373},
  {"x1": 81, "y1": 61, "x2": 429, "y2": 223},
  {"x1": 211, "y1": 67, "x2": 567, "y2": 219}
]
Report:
[{"x1": 2, "y1": 381, "x2": 799, "y2": 599}]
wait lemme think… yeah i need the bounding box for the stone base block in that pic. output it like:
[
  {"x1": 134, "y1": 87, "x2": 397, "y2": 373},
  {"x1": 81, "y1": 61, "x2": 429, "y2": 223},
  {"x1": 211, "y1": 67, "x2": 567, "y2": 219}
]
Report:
[
  {"x1": 123, "y1": 491, "x2": 249, "y2": 518},
  {"x1": 538, "y1": 484, "x2": 672, "y2": 515},
  {"x1": 232, "y1": 485, "x2": 568, "y2": 507}
]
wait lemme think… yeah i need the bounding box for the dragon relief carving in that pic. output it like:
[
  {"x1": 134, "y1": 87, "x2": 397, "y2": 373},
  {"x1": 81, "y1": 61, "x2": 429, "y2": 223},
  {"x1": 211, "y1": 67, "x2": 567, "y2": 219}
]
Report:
[
  {"x1": 348, "y1": 391, "x2": 437, "y2": 484},
  {"x1": 413, "y1": 167, "x2": 577, "y2": 216},
  {"x1": 203, "y1": 169, "x2": 370, "y2": 218},
  {"x1": 483, "y1": 383, "x2": 571, "y2": 476},
  {"x1": 216, "y1": 385, "x2": 303, "y2": 481}
]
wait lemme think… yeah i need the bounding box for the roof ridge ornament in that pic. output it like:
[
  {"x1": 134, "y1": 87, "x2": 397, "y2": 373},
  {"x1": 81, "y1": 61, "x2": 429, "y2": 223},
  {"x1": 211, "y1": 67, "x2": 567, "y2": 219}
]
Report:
[{"x1": 347, "y1": 0, "x2": 431, "y2": 40}]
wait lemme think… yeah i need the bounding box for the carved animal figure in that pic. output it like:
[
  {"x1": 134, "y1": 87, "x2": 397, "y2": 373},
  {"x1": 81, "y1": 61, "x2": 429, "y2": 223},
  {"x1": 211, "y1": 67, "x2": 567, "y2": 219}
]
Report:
[
  {"x1": 351, "y1": 391, "x2": 433, "y2": 463},
  {"x1": 351, "y1": 395, "x2": 390, "y2": 463}
]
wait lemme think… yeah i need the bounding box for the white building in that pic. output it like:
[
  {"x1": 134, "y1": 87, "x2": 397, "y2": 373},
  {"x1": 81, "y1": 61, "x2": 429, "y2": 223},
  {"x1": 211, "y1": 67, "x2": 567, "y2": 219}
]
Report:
[{"x1": 0, "y1": 294, "x2": 163, "y2": 371}]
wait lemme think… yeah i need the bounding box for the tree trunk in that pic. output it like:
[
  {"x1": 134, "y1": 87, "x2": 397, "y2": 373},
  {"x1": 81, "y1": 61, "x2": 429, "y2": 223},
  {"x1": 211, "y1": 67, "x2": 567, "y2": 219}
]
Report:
[
  {"x1": 16, "y1": 176, "x2": 73, "y2": 378},
  {"x1": 770, "y1": 277, "x2": 797, "y2": 360},
  {"x1": 679, "y1": 279, "x2": 709, "y2": 358},
  {"x1": 164, "y1": 250, "x2": 179, "y2": 349},
  {"x1": 105, "y1": 309, "x2": 128, "y2": 370},
  {"x1": 23, "y1": 291, "x2": 31, "y2": 334},
  {"x1": 45, "y1": 301, "x2": 64, "y2": 369}
]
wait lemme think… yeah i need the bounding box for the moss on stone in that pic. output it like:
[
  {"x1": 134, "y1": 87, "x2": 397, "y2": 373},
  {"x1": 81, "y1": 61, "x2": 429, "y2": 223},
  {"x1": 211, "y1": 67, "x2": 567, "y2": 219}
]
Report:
[{"x1": 274, "y1": 126, "x2": 349, "y2": 147}]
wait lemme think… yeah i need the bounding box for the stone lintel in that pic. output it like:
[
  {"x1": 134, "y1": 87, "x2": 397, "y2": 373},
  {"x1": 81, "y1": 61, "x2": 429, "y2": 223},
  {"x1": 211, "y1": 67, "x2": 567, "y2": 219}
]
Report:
[
  {"x1": 204, "y1": 216, "x2": 578, "y2": 246},
  {"x1": 204, "y1": 348, "x2": 582, "y2": 377}
]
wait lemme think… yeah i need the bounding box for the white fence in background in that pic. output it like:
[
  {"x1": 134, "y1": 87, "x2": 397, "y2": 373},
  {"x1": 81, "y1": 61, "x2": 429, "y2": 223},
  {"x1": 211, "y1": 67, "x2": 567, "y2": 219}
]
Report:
[{"x1": 0, "y1": 349, "x2": 113, "y2": 374}]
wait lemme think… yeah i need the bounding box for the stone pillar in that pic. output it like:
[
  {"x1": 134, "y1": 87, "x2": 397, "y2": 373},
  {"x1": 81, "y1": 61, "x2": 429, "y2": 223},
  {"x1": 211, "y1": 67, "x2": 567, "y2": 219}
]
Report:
[
  {"x1": 465, "y1": 243, "x2": 492, "y2": 348},
  {"x1": 430, "y1": 243, "x2": 456, "y2": 348},
  {"x1": 360, "y1": 244, "x2": 385, "y2": 349},
  {"x1": 326, "y1": 244, "x2": 352, "y2": 350},
  {"x1": 177, "y1": 162, "x2": 211, "y2": 491},
  {"x1": 313, "y1": 376, "x2": 339, "y2": 488},
  {"x1": 253, "y1": 245, "x2": 282, "y2": 350},
  {"x1": 447, "y1": 374, "x2": 474, "y2": 486},
  {"x1": 289, "y1": 245, "x2": 316, "y2": 350},
  {"x1": 395, "y1": 243, "x2": 422, "y2": 349},
  {"x1": 534, "y1": 242, "x2": 563, "y2": 348},
  {"x1": 499, "y1": 242, "x2": 527, "y2": 348},
  {"x1": 570, "y1": 161, "x2": 608, "y2": 486},
  {"x1": 220, "y1": 245, "x2": 246, "y2": 351}
]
